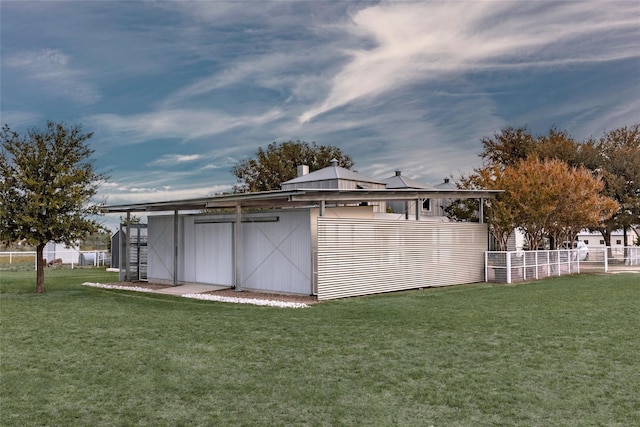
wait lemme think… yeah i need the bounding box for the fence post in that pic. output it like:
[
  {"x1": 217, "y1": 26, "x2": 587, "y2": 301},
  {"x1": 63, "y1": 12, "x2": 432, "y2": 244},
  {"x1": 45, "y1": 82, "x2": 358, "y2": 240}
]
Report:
[
  {"x1": 9, "y1": 252, "x2": 12, "y2": 264},
  {"x1": 523, "y1": 252, "x2": 527, "y2": 281},
  {"x1": 604, "y1": 247, "x2": 608, "y2": 273},
  {"x1": 547, "y1": 251, "x2": 550, "y2": 277},
  {"x1": 535, "y1": 251, "x2": 539, "y2": 280},
  {"x1": 506, "y1": 252, "x2": 512, "y2": 284}
]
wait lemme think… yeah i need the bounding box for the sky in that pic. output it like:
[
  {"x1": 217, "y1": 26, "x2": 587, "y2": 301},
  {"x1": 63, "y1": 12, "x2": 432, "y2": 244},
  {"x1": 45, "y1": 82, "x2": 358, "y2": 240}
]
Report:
[{"x1": 1, "y1": 1, "x2": 639, "y2": 230}]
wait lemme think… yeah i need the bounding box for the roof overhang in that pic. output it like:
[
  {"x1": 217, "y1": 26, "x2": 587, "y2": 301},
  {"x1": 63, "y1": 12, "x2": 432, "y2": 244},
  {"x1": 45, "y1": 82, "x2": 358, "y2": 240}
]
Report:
[{"x1": 103, "y1": 188, "x2": 502, "y2": 213}]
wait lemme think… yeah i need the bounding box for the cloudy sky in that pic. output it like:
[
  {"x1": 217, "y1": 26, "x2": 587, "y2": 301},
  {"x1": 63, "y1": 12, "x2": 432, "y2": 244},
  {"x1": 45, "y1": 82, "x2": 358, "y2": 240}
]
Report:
[{"x1": 1, "y1": 1, "x2": 639, "y2": 228}]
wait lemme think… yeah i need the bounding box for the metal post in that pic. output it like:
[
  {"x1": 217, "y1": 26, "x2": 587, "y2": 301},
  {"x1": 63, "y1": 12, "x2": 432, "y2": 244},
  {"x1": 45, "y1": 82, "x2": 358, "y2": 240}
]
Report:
[
  {"x1": 173, "y1": 210, "x2": 179, "y2": 287},
  {"x1": 415, "y1": 200, "x2": 420, "y2": 221},
  {"x1": 479, "y1": 198, "x2": 484, "y2": 224},
  {"x1": 506, "y1": 251, "x2": 511, "y2": 284},
  {"x1": 604, "y1": 247, "x2": 608, "y2": 273},
  {"x1": 319, "y1": 200, "x2": 325, "y2": 217},
  {"x1": 125, "y1": 212, "x2": 131, "y2": 281},
  {"x1": 234, "y1": 204, "x2": 242, "y2": 291},
  {"x1": 484, "y1": 252, "x2": 488, "y2": 282}
]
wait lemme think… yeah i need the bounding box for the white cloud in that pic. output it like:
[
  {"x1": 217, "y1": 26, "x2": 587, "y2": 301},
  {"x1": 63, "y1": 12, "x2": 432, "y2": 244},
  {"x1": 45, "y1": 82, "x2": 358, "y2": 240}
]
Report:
[
  {"x1": 102, "y1": 183, "x2": 230, "y2": 205},
  {"x1": 4, "y1": 49, "x2": 101, "y2": 105},
  {"x1": 89, "y1": 108, "x2": 283, "y2": 144},
  {"x1": 300, "y1": 1, "x2": 640, "y2": 122},
  {"x1": 148, "y1": 154, "x2": 203, "y2": 166},
  {"x1": 0, "y1": 110, "x2": 42, "y2": 127}
]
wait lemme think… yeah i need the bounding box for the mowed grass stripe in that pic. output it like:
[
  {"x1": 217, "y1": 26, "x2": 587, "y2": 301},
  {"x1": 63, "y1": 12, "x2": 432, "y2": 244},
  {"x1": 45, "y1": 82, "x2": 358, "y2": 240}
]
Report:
[{"x1": 1, "y1": 269, "x2": 638, "y2": 426}]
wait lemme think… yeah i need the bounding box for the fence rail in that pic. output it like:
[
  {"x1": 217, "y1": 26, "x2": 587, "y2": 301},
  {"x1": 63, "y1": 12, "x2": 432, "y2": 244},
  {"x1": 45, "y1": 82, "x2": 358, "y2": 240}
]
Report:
[
  {"x1": 486, "y1": 246, "x2": 640, "y2": 283},
  {"x1": 0, "y1": 250, "x2": 110, "y2": 269}
]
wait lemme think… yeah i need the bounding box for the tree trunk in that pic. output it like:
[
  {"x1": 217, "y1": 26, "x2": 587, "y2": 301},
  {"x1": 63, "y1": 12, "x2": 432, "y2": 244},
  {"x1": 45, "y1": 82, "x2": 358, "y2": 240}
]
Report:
[{"x1": 36, "y1": 243, "x2": 46, "y2": 293}]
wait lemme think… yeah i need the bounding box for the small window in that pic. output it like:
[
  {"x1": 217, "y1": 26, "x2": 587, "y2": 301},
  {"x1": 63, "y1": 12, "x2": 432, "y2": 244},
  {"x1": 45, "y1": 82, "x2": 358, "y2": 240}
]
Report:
[
  {"x1": 584, "y1": 240, "x2": 589, "y2": 245},
  {"x1": 421, "y1": 199, "x2": 430, "y2": 212},
  {"x1": 600, "y1": 240, "x2": 605, "y2": 245},
  {"x1": 616, "y1": 239, "x2": 622, "y2": 245}
]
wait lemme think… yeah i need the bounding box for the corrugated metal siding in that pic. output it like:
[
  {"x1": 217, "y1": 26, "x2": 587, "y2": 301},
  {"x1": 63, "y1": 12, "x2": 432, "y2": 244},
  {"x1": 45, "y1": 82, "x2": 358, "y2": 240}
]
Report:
[
  {"x1": 240, "y1": 210, "x2": 312, "y2": 294},
  {"x1": 195, "y1": 223, "x2": 234, "y2": 285},
  {"x1": 147, "y1": 216, "x2": 176, "y2": 282},
  {"x1": 147, "y1": 210, "x2": 313, "y2": 293},
  {"x1": 316, "y1": 218, "x2": 488, "y2": 300}
]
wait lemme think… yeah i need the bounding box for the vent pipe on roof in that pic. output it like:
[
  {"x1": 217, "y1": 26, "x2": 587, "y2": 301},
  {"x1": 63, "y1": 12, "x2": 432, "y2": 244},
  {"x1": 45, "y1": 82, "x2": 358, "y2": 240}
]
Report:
[
  {"x1": 297, "y1": 165, "x2": 309, "y2": 177},
  {"x1": 444, "y1": 178, "x2": 450, "y2": 184},
  {"x1": 330, "y1": 159, "x2": 338, "y2": 167},
  {"x1": 395, "y1": 170, "x2": 402, "y2": 176}
]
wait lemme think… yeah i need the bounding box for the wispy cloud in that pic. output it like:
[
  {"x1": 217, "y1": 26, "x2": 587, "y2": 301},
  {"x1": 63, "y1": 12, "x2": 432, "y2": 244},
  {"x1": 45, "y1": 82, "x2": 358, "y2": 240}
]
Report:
[
  {"x1": 4, "y1": 49, "x2": 101, "y2": 105},
  {"x1": 0, "y1": 110, "x2": 42, "y2": 127},
  {"x1": 89, "y1": 108, "x2": 283, "y2": 144},
  {"x1": 103, "y1": 184, "x2": 230, "y2": 204},
  {"x1": 147, "y1": 154, "x2": 203, "y2": 166},
  {"x1": 300, "y1": 1, "x2": 640, "y2": 122}
]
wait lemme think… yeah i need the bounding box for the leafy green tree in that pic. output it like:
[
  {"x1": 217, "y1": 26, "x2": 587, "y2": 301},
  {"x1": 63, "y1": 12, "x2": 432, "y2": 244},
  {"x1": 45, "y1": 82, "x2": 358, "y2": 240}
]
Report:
[
  {"x1": 0, "y1": 122, "x2": 106, "y2": 292},
  {"x1": 479, "y1": 126, "x2": 536, "y2": 169},
  {"x1": 481, "y1": 126, "x2": 593, "y2": 169},
  {"x1": 231, "y1": 140, "x2": 354, "y2": 193},
  {"x1": 590, "y1": 124, "x2": 640, "y2": 247}
]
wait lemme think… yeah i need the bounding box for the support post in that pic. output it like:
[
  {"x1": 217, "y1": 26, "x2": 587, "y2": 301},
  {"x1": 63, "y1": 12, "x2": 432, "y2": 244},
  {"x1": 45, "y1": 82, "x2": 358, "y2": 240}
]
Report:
[
  {"x1": 234, "y1": 204, "x2": 242, "y2": 291},
  {"x1": 173, "y1": 210, "x2": 179, "y2": 287},
  {"x1": 125, "y1": 212, "x2": 131, "y2": 281},
  {"x1": 479, "y1": 198, "x2": 484, "y2": 224},
  {"x1": 319, "y1": 200, "x2": 325, "y2": 217},
  {"x1": 484, "y1": 252, "x2": 488, "y2": 282},
  {"x1": 415, "y1": 200, "x2": 420, "y2": 221}
]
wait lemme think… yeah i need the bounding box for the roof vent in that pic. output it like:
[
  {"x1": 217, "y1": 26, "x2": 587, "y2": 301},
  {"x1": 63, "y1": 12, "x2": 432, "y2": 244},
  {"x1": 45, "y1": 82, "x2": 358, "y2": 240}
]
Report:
[
  {"x1": 395, "y1": 170, "x2": 402, "y2": 176},
  {"x1": 297, "y1": 165, "x2": 309, "y2": 177},
  {"x1": 444, "y1": 178, "x2": 450, "y2": 184},
  {"x1": 329, "y1": 159, "x2": 338, "y2": 167}
]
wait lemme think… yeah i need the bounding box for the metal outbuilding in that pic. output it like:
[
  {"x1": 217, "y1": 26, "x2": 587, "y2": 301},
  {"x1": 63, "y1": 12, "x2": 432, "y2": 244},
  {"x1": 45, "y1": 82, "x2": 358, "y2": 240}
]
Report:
[{"x1": 104, "y1": 164, "x2": 500, "y2": 300}]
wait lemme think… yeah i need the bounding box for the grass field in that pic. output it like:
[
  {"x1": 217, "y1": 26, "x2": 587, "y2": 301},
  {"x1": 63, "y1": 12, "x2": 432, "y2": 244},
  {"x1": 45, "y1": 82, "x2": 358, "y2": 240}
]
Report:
[{"x1": 1, "y1": 269, "x2": 638, "y2": 426}]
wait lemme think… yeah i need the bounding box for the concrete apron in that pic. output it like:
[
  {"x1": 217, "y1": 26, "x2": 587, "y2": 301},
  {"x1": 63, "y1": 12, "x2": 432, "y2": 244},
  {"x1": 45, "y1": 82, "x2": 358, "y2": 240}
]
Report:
[{"x1": 153, "y1": 284, "x2": 230, "y2": 295}]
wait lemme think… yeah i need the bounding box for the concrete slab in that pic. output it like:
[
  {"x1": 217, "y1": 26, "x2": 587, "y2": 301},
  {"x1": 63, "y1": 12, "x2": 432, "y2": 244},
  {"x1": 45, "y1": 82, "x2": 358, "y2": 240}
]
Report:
[{"x1": 153, "y1": 284, "x2": 230, "y2": 295}]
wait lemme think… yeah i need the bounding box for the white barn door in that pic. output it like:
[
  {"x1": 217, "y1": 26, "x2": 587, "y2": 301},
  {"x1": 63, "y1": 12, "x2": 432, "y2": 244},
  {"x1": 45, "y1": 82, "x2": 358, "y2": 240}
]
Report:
[{"x1": 194, "y1": 223, "x2": 233, "y2": 285}]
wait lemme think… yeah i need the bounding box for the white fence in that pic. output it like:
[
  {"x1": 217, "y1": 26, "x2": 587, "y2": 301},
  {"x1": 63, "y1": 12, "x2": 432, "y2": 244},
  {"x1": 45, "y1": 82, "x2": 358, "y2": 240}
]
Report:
[
  {"x1": 0, "y1": 250, "x2": 110, "y2": 269},
  {"x1": 486, "y1": 246, "x2": 640, "y2": 283}
]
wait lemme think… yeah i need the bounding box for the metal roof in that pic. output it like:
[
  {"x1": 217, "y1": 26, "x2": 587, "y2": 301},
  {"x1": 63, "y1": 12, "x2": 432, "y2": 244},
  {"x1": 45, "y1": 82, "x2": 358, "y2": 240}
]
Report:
[
  {"x1": 103, "y1": 188, "x2": 502, "y2": 213},
  {"x1": 281, "y1": 161, "x2": 386, "y2": 185},
  {"x1": 381, "y1": 172, "x2": 435, "y2": 190}
]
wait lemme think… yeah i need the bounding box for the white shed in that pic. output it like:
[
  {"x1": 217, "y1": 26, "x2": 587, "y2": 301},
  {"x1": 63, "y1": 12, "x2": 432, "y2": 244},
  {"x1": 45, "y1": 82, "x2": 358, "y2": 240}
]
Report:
[{"x1": 104, "y1": 162, "x2": 500, "y2": 300}]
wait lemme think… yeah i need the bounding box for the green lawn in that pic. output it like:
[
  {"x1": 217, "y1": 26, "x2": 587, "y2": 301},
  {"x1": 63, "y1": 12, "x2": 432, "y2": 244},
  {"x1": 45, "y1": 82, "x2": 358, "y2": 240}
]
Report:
[{"x1": 1, "y1": 269, "x2": 638, "y2": 426}]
